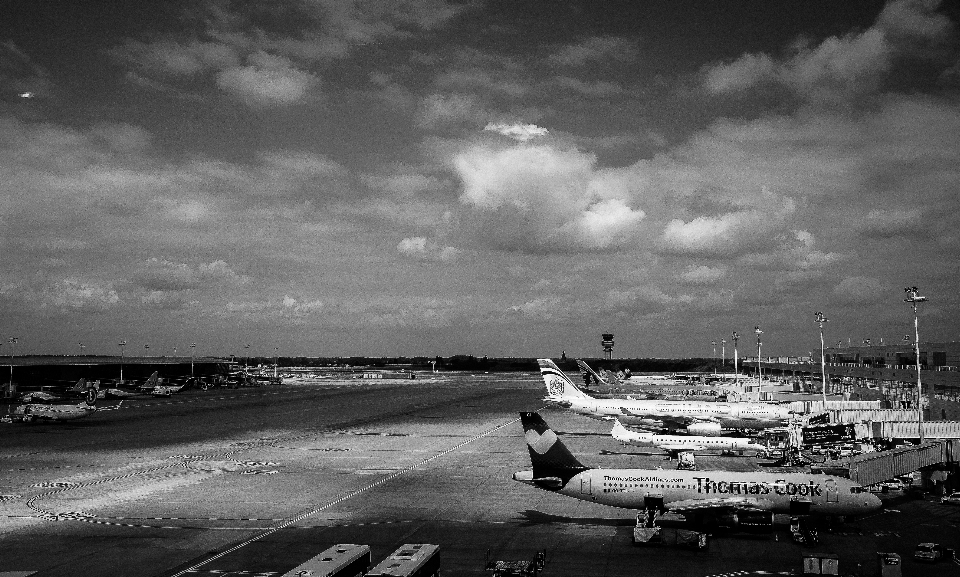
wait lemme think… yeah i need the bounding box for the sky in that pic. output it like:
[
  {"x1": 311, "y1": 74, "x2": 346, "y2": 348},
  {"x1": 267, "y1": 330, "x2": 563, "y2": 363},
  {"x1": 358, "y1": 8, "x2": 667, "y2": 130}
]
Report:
[{"x1": 1, "y1": 0, "x2": 959, "y2": 359}]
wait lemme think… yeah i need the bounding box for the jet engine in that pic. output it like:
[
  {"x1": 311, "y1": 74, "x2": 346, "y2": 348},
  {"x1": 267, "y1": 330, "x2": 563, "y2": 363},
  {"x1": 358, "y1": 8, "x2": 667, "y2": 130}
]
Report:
[{"x1": 685, "y1": 422, "x2": 723, "y2": 436}]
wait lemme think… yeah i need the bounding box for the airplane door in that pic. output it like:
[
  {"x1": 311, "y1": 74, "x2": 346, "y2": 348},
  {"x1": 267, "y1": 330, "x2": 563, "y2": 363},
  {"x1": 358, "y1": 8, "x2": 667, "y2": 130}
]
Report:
[
  {"x1": 825, "y1": 479, "x2": 839, "y2": 503},
  {"x1": 581, "y1": 476, "x2": 592, "y2": 495}
]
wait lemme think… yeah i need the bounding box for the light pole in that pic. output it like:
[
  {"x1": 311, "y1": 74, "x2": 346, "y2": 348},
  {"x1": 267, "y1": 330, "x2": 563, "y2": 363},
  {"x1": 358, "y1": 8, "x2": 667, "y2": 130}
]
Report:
[
  {"x1": 244, "y1": 344, "x2": 250, "y2": 369},
  {"x1": 190, "y1": 343, "x2": 196, "y2": 377},
  {"x1": 118, "y1": 340, "x2": 126, "y2": 383},
  {"x1": 711, "y1": 340, "x2": 717, "y2": 375},
  {"x1": 755, "y1": 326, "x2": 763, "y2": 397},
  {"x1": 721, "y1": 339, "x2": 726, "y2": 374},
  {"x1": 8, "y1": 337, "x2": 19, "y2": 391},
  {"x1": 732, "y1": 332, "x2": 740, "y2": 384},
  {"x1": 815, "y1": 312, "x2": 828, "y2": 405},
  {"x1": 904, "y1": 287, "x2": 927, "y2": 443}
]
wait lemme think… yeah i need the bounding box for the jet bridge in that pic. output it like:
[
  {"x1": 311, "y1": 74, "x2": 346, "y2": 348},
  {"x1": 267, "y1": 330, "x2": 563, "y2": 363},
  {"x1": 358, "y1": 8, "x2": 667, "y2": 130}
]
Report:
[{"x1": 846, "y1": 440, "x2": 959, "y2": 487}]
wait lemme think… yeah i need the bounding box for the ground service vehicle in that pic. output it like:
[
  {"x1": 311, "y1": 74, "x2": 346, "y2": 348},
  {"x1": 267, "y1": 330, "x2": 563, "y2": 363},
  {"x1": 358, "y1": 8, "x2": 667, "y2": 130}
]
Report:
[
  {"x1": 877, "y1": 552, "x2": 901, "y2": 577},
  {"x1": 484, "y1": 550, "x2": 546, "y2": 576},
  {"x1": 632, "y1": 512, "x2": 707, "y2": 549},
  {"x1": 281, "y1": 543, "x2": 370, "y2": 577},
  {"x1": 913, "y1": 542, "x2": 946, "y2": 562},
  {"x1": 940, "y1": 491, "x2": 960, "y2": 505},
  {"x1": 366, "y1": 544, "x2": 440, "y2": 577}
]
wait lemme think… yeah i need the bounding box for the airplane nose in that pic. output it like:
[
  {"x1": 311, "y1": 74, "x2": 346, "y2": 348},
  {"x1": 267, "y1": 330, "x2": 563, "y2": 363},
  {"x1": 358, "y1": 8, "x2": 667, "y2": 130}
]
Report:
[{"x1": 866, "y1": 493, "x2": 883, "y2": 510}]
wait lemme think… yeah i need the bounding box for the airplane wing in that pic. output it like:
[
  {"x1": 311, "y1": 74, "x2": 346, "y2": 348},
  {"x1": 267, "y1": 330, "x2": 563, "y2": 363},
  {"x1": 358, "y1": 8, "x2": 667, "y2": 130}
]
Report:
[{"x1": 666, "y1": 497, "x2": 776, "y2": 512}]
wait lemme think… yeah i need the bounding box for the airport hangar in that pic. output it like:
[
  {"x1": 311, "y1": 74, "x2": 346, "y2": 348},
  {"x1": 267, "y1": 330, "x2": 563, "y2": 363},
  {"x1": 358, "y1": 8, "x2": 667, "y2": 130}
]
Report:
[{"x1": 0, "y1": 355, "x2": 233, "y2": 401}]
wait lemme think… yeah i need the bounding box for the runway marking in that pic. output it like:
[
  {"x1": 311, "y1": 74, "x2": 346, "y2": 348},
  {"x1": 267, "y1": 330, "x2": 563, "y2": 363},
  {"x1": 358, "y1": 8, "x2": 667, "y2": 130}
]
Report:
[{"x1": 168, "y1": 415, "x2": 523, "y2": 577}]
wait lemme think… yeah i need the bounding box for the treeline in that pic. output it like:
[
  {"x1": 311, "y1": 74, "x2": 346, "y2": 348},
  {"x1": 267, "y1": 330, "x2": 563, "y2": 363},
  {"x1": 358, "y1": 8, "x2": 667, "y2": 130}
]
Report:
[{"x1": 248, "y1": 356, "x2": 721, "y2": 373}]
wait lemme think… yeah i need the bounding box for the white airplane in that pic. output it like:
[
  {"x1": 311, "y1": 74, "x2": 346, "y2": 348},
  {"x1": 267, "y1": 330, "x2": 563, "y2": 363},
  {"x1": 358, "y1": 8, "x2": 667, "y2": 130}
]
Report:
[
  {"x1": 513, "y1": 412, "x2": 882, "y2": 522},
  {"x1": 611, "y1": 419, "x2": 768, "y2": 457},
  {"x1": 539, "y1": 359, "x2": 793, "y2": 435},
  {"x1": 6, "y1": 389, "x2": 99, "y2": 423}
]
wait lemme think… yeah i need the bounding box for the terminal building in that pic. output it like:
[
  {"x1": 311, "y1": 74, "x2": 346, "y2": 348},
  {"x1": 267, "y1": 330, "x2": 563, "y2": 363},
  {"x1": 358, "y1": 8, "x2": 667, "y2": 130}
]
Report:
[{"x1": 743, "y1": 341, "x2": 960, "y2": 420}]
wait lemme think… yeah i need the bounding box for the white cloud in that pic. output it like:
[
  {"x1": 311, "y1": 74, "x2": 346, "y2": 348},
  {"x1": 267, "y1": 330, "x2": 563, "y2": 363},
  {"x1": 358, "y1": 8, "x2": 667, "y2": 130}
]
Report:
[
  {"x1": 215, "y1": 52, "x2": 317, "y2": 107},
  {"x1": 452, "y1": 143, "x2": 644, "y2": 252},
  {"x1": 397, "y1": 237, "x2": 460, "y2": 262},
  {"x1": 661, "y1": 192, "x2": 796, "y2": 257},
  {"x1": 702, "y1": 0, "x2": 955, "y2": 102},
  {"x1": 483, "y1": 122, "x2": 548, "y2": 142}
]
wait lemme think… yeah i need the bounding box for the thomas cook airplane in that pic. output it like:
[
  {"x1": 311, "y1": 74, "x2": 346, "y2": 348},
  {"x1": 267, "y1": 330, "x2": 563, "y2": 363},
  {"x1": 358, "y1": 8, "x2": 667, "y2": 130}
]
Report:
[
  {"x1": 611, "y1": 419, "x2": 768, "y2": 457},
  {"x1": 539, "y1": 359, "x2": 792, "y2": 435},
  {"x1": 514, "y1": 412, "x2": 882, "y2": 522}
]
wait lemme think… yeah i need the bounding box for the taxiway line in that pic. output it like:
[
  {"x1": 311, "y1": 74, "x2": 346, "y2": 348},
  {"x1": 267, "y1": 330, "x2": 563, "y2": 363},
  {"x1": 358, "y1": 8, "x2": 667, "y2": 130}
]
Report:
[{"x1": 168, "y1": 414, "x2": 524, "y2": 577}]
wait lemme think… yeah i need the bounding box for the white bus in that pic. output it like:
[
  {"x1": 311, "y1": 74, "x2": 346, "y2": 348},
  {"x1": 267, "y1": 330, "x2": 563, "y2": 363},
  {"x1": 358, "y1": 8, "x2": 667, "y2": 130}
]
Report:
[
  {"x1": 281, "y1": 543, "x2": 371, "y2": 577},
  {"x1": 366, "y1": 544, "x2": 440, "y2": 577}
]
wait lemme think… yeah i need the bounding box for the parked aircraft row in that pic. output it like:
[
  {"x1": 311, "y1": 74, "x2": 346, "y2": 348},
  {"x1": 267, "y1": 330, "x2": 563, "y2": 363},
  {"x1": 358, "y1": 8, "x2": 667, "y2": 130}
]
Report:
[
  {"x1": 4, "y1": 372, "x2": 191, "y2": 423},
  {"x1": 513, "y1": 411, "x2": 883, "y2": 524},
  {"x1": 539, "y1": 358, "x2": 793, "y2": 436}
]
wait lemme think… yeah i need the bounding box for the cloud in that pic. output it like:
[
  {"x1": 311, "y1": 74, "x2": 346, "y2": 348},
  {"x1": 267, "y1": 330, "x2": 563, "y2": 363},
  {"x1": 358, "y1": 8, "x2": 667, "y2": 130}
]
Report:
[
  {"x1": 215, "y1": 52, "x2": 317, "y2": 107},
  {"x1": 679, "y1": 265, "x2": 726, "y2": 285},
  {"x1": 396, "y1": 237, "x2": 460, "y2": 262},
  {"x1": 859, "y1": 208, "x2": 926, "y2": 238},
  {"x1": 133, "y1": 258, "x2": 248, "y2": 291},
  {"x1": 702, "y1": 0, "x2": 956, "y2": 102},
  {"x1": 660, "y1": 191, "x2": 796, "y2": 257},
  {"x1": 548, "y1": 36, "x2": 638, "y2": 66},
  {"x1": 483, "y1": 122, "x2": 548, "y2": 142},
  {"x1": 452, "y1": 143, "x2": 645, "y2": 252},
  {"x1": 834, "y1": 275, "x2": 888, "y2": 304}
]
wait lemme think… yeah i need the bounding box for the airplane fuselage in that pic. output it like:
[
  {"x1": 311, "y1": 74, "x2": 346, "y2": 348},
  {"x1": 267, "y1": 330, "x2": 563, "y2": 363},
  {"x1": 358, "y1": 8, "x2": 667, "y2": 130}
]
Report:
[
  {"x1": 549, "y1": 396, "x2": 790, "y2": 431},
  {"x1": 613, "y1": 424, "x2": 766, "y2": 454},
  {"x1": 13, "y1": 403, "x2": 96, "y2": 422},
  {"x1": 514, "y1": 468, "x2": 880, "y2": 516}
]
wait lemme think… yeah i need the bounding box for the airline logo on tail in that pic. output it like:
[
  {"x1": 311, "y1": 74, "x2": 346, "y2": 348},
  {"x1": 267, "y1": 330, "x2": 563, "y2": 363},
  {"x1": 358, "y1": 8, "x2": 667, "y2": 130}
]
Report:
[
  {"x1": 537, "y1": 359, "x2": 591, "y2": 400},
  {"x1": 525, "y1": 427, "x2": 559, "y2": 455}
]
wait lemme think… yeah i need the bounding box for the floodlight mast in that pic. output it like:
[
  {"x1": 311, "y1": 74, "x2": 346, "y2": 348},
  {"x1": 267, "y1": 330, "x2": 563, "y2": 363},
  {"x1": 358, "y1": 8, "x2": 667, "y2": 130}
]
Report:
[
  {"x1": 118, "y1": 340, "x2": 126, "y2": 383},
  {"x1": 904, "y1": 287, "x2": 927, "y2": 443},
  {"x1": 732, "y1": 332, "x2": 740, "y2": 384},
  {"x1": 711, "y1": 340, "x2": 717, "y2": 374},
  {"x1": 755, "y1": 326, "x2": 763, "y2": 397},
  {"x1": 815, "y1": 312, "x2": 828, "y2": 405},
  {"x1": 721, "y1": 339, "x2": 726, "y2": 374}
]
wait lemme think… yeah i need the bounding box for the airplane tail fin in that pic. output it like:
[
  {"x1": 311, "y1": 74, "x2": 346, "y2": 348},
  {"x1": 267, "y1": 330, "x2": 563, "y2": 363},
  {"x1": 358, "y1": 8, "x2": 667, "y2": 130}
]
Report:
[
  {"x1": 537, "y1": 359, "x2": 592, "y2": 400},
  {"x1": 575, "y1": 359, "x2": 611, "y2": 388},
  {"x1": 65, "y1": 378, "x2": 86, "y2": 393},
  {"x1": 84, "y1": 387, "x2": 97, "y2": 407},
  {"x1": 520, "y1": 412, "x2": 588, "y2": 481}
]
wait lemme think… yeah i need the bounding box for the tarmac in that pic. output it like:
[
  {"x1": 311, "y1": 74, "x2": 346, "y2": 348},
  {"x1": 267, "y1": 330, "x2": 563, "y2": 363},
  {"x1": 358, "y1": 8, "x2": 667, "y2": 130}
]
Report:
[{"x1": 1, "y1": 373, "x2": 958, "y2": 577}]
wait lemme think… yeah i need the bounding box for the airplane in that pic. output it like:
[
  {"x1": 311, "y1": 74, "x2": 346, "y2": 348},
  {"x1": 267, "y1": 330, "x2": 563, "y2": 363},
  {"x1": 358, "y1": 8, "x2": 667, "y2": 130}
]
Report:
[
  {"x1": 5, "y1": 388, "x2": 100, "y2": 423},
  {"x1": 611, "y1": 419, "x2": 769, "y2": 457},
  {"x1": 101, "y1": 385, "x2": 138, "y2": 400},
  {"x1": 18, "y1": 378, "x2": 90, "y2": 403},
  {"x1": 539, "y1": 359, "x2": 793, "y2": 435},
  {"x1": 513, "y1": 412, "x2": 882, "y2": 524}
]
